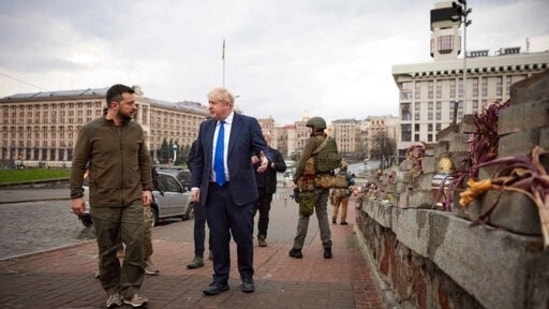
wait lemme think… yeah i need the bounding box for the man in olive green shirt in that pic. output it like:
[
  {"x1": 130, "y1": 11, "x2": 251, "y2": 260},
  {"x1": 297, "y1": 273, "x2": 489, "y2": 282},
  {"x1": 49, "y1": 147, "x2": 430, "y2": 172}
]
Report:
[{"x1": 70, "y1": 84, "x2": 152, "y2": 308}]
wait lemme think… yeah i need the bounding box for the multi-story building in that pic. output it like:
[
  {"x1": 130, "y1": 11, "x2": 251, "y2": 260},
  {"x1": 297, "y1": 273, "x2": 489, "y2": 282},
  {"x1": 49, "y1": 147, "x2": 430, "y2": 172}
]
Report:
[
  {"x1": 364, "y1": 115, "x2": 399, "y2": 162},
  {"x1": 0, "y1": 85, "x2": 208, "y2": 166},
  {"x1": 257, "y1": 117, "x2": 279, "y2": 149},
  {"x1": 392, "y1": 1, "x2": 549, "y2": 160},
  {"x1": 332, "y1": 119, "x2": 362, "y2": 159}
]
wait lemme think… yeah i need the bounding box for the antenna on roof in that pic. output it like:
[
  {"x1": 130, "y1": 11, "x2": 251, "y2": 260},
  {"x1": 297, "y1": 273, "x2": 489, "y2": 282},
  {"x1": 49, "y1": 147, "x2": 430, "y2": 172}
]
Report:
[{"x1": 526, "y1": 37, "x2": 530, "y2": 53}]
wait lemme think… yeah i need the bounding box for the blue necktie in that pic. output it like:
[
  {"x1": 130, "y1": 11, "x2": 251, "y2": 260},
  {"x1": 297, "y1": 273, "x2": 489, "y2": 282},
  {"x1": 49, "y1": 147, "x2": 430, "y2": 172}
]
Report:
[{"x1": 214, "y1": 121, "x2": 226, "y2": 186}]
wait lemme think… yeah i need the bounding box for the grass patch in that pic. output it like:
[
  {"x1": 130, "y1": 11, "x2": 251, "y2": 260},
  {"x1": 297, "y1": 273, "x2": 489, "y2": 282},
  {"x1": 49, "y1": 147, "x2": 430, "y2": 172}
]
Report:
[{"x1": 0, "y1": 169, "x2": 70, "y2": 184}]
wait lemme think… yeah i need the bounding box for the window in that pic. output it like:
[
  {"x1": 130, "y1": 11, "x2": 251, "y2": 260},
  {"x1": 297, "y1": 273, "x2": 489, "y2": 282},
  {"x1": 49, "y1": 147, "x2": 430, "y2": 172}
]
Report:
[
  {"x1": 401, "y1": 124, "x2": 411, "y2": 142},
  {"x1": 450, "y1": 79, "x2": 456, "y2": 98},
  {"x1": 472, "y1": 78, "x2": 479, "y2": 97},
  {"x1": 415, "y1": 82, "x2": 421, "y2": 100},
  {"x1": 437, "y1": 35, "x2": 454, "y2": 54},
  {"x1": 401, "y1": 82, "x2": 413, "y2": 100},
  {"x1": 436, "y1": 80, "x2": 442, "y2": 99},
  {"x1": 472, "y1": 100, "x2": 479, "y2": 112},
  {"x1": 496, "y1": 76, "x2": 503, "y2": 96},
  {"x1": 401, "y1": 103, "x2": 411, "y2": 121}
]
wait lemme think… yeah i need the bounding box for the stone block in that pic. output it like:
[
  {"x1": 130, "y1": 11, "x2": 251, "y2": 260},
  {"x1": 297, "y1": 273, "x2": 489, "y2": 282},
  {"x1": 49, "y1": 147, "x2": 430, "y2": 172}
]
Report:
[
  {"x1": 477, "y1": 165, "x2": 500, "y2": 180},
  {"x1": 399, "y1": 159, "x2": 414, "y2": 171},
  {"x1": 524, "y1": 100, "x2": 549, "y2": 130},
  {"x1": 499, "y1": 101, "x2": 549, "y2": 135},
  {"x1": 448, "y1": 133, "x2": 470, "y2": 152},
  {"x1": 421, "y1": 156, "x2": 437, "y2": 174},
  {"x1": 510, "y1": 69, "x2": 549, "y2": 105},
  {"x1": 366, "y1": 200, "x2": 393, "y2": 228},
  {"x1": 393, "y1": 208, "x2": 431, "y2": 257},
  {"x1": 498, "y1": 128, "x2": 540, "y2": 157},
  {"x1": 398, "y1": 190, "x2": 410, "y2": 208},
  {"x1": 450, "y1": 188, "x2": 467, "y2": 216},
  {"x1": 407, "y1": 189, "x2": 433, "y2": 209},
  {"x1": 498, "y1": 103, "x2": 524, "y2": 135},
  {"x1": 433, "y1": 142, "x2": 449, "y2": 158},
  {"x1": 396, "y1": 170, "x2": 413, "y2": 183},
  {"x1": 413, "y1": 172, "x2": 434, "y2": 190},
  {"x1": 428, "y1": 212, "x2": 545, "y2": 309},
  {"x1": 480, "y1": 190, "x2": 541, "y2": 235},
  {"x1": 540, "y1": 127, "x2": 549, "y2": 150},
  {"x1": 451, "y1": 151, "x2": 471, "y2": 172},
  {"x1": 459, "y1": 114, "x2": 476, "y2": 134},
  {"x1": 424, "y1": 145, "x2": 436, "y2": 157},
  {"x1": 396, "y1": 182, "x2": 412, "y2": 193},
  {"x1": 437, "y1": 124, "x2": 459, "y2": 142}
]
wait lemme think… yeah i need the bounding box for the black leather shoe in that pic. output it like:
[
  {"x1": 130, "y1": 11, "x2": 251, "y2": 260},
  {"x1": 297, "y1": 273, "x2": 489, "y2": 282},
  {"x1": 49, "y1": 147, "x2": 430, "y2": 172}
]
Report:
[
  {"x1": 289, "y1": 248, "x2": 303, "y2": 259},
  {"x1": 241, "y1": 279, "x2": 255, "y2": 293},
  {"x1": 203, "y1": 283, "x2": 229, "y2": 296},
  {"x1": 324, "y1": 247, "x2": 332, "y2": 259}
]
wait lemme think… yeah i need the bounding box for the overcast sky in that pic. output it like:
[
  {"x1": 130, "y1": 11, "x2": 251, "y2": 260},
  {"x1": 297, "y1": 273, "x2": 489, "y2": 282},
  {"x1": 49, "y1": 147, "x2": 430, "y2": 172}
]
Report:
[{"x1": 0, "y1": 0, "x2": 548, "y2": 125}]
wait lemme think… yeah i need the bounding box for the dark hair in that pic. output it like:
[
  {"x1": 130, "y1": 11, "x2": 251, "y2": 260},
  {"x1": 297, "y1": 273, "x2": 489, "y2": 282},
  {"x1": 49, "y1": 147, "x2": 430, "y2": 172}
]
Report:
[{"x1": 106, "y1": 84, "x2": 135, "y2": 107}]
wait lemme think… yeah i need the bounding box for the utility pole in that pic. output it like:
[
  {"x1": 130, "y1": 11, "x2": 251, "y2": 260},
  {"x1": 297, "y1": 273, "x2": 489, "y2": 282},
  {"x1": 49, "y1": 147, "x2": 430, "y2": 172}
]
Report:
[{"x1": 451, "y1": 0, "x2": 472, "y2": 115}]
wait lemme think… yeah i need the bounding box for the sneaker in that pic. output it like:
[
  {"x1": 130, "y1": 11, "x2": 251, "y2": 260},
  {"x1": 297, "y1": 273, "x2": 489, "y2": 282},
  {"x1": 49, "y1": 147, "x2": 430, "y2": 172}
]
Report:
[
  {"x1": 289, "y1": 248, "x2": 303, "y2": 259},
  {"x1": 187, "y1": 256, "x2": 205, "y2": 269},
  {"x1": 106, "y1": 292, "x2": 122, "y2": 308},
  {"x1": 324, "y1": 247, "x2": 332, "y2": 259},
  {"x1": 145, "y1": 258, "x2": 159, "y2": 275},
  {"x1": 340, "y1": 221, "x2": 348, "y2": 225},
  {"x1": 123, "y1": 293, "x2": 148, "y2": 308},
  {"x1": 94, "y1": 270, "x2": 100, "y2": 279},
  {"x1": 258, "y1": 236, "x2": 267, "y2": 247}
]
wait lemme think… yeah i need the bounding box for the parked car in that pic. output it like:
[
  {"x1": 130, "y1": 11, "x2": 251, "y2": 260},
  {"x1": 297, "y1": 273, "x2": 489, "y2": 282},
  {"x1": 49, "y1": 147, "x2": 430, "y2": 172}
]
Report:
[
  {"x1": 154, "y1": 166, "x2": 191, "y2": 190},
  {"x1": 79, "y1": 171, "x2": 193, "y2": 227}
]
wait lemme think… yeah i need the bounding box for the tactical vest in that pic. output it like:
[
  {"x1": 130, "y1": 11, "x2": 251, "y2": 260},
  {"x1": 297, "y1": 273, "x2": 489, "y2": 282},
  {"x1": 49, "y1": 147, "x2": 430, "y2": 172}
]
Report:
[{"x1": 314, "y1": 137, "x2": 341, "y2": 173}]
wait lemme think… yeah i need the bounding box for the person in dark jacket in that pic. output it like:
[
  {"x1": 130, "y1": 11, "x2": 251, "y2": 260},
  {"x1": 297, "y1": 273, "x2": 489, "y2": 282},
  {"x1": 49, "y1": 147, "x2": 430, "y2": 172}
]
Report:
[
  {"x1": 252, "y1": 132, "x2": 286, "y2": 247},
  {"x1": 186, "y1": 139, "x2": 213, "y2": 269},
  {"x1": 190, "y1": 87, "x2": 270, "y2": 295}
]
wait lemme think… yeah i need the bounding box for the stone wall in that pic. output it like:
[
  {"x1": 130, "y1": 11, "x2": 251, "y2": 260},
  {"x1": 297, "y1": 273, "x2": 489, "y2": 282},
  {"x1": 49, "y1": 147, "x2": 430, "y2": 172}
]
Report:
[{"x1": 355, "y1": 70, "x2": 549, "y2": 309}]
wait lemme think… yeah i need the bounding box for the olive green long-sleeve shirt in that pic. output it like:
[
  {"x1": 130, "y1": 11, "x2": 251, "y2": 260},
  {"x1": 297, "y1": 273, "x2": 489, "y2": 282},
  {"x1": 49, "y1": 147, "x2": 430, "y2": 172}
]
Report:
[{"x1": 70, "y1": 117, "x2": 152, "y2": 207}]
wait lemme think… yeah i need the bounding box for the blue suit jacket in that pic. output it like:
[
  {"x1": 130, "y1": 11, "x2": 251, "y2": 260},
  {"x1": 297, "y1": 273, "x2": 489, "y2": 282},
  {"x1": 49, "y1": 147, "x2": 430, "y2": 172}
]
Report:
[{"x1": 190, "y1": 113, "x2": 269, "y2": 206}]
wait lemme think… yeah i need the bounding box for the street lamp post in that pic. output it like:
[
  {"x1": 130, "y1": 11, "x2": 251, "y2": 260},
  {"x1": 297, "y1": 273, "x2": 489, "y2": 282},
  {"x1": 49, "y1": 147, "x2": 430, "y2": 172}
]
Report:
[
  {"x1": 452, "y1": 0, "x2": 472, "y2": 115},
  {"x1": 172, "y1": 144, "x2": 178, "y2": 164}
]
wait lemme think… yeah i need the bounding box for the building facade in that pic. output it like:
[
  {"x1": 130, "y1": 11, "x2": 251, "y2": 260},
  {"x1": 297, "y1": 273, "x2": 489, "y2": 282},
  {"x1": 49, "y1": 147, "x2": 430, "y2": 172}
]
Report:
[
  {"x1": 0, "y1": 85, "x2": 208, "y2": 167},
  {"x1": 332, "y1": 119, "x2": 362, "y2": 159},
  {"x1": 392, "y1": 1, "x2": 549, "y2": 160}
]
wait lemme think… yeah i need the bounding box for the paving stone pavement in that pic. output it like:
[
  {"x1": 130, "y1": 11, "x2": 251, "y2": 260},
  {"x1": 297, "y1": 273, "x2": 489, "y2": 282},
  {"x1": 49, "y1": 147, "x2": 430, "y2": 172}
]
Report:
[{"x1": 0, "y1": 189, "x2": 386, "y2": 309}]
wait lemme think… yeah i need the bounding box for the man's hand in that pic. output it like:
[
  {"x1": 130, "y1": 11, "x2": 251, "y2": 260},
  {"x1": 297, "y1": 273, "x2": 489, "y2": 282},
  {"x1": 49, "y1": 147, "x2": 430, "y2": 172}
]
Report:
[
  {"x1": 142, "y1": 190, "x2": 152, "y2": 207},
  {"x1": 251, "y1": 155, "x2": 259, "y2": 165},
  {"x1": 71, "y1": 197, "x2": 86, "y2": 217},
  {"x1": 256, "y1": 151, "x2": 268, "y2": 173},
  {"x1": 191, "y1": 188, "x2": 200, "y2": 203}
]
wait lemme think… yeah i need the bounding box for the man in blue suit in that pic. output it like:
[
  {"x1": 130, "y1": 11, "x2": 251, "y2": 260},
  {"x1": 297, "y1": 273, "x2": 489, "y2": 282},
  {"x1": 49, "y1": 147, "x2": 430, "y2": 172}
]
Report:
[{"x1": 190, "y1": 87, "x2": 269, "y2": 295}]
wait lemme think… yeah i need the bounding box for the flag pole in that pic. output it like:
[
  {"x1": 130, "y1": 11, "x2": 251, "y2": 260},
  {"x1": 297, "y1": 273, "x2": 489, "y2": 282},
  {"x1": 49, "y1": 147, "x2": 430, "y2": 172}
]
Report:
[{"x1": 222, "y1": 39, "x2": 226, "y2": 87}]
